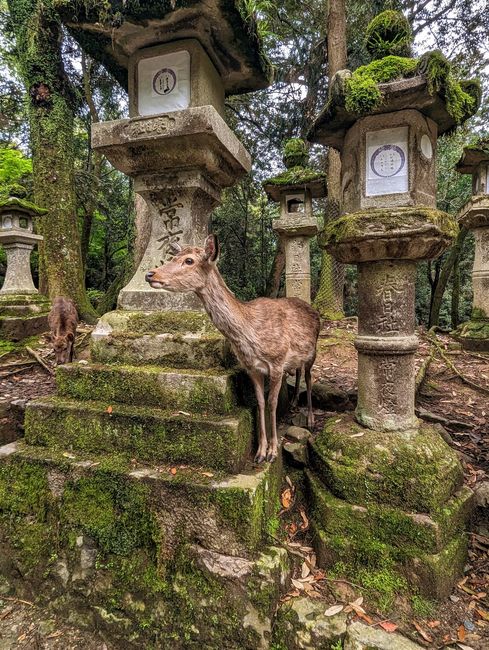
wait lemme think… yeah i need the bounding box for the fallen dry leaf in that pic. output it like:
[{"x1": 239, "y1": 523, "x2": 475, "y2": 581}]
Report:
[
  {"x1": 201, "y1": 472, "x2": 214, "y2": 478},
  {"x1": 476, "y1": 608, "x2": 489, "y2": 621},
  {"x1": 379, "y1": 621, "x2": 398, "y2": 633},
  {"x1": 324, "y1": 604, "x2": 344, "y2": 616},
  {"x1": 299, "y1": 508, "x2": 309, "y2": 530},
  {"x1": 107, "y1": 405, "x2": 113, "y2": 414},
  {"x1": 413, "y1": 621, "x2": 433, "y2": 643},
  {"x1": 170, "y1": 467, "x2": 177, "y2": 475},
  {"x1": 291, "y1": 579, "x2": 305, "y2": 591},
  {"x1": 458, "y1": 624, "x2": 466, "y2": 642},
  {"x1": 281, "y1": 488, "x2": 293, "y2": 509},
  {"x1": 301, "y1": 562, "x2": 310, "y2": 579},
  {"x1": 427, "y1": 620, "x2": 441, "y2": 628}
]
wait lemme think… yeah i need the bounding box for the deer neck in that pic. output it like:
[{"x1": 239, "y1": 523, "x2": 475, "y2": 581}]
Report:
[{"x1": 197, "y1": 268, "x2": 244, "y2": 341}]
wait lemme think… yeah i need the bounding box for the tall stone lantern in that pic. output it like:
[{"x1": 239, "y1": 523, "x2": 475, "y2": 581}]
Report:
[
  {"x1": 306, "y1": 10, "x2": 480, "y2": 598},
  {"x1": 3, "y1": 6, "x2": 292, "y2": 646},
  {"x1": 455, "y1": 140, "x2": 489, "y2": 350},
  {"x1": 263, "y1": 139, "x2": 326, "y2": 303},
  {"x1": 0, "y1": 192, "x2": 50, "y2": 340}
]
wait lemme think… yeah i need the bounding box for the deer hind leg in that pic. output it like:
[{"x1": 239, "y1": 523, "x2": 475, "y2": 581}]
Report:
[
  {"x1": 291, "y1": 367, "x2": 301, "y2": 408},
  {"x1": 250, "y1": 372, "x2": 267, "y2": 464},
  {"x1": 266, "y1": 371, "x2": 283, "y2": 463},
  {"x1": 305, "y1": 363, "x2": 314, "y2": 430}
]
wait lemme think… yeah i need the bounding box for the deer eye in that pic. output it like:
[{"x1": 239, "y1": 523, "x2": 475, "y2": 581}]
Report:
[{"x1": 184, "y1": 258, "x2": 194, "y2": 265}]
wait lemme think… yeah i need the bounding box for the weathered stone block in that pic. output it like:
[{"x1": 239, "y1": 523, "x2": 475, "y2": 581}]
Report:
[
  {"x1": 344, "y1": 620, "x2": 424, "y2": 649},
  {"x1": 309, "y1": 415, "x2": 463, "y2": 512},
  {"x1": 0, "y1": 441, "x2": 286, "y2": 648},
  {"x1": 90, "y1": 309, "x2": 233, "y2": 368},
  {"x1": 0, "y1": 313, "x2": 49, "y2": 341},
  {"x1": 25, "y1": 397, "x2": 253, "y2": 473},
  {"x1": 56, "y1": 363, "x2": 241, "y2": 415},
  {"x1": 307, "y1": 471, "x2": 473, "y2": 554}
]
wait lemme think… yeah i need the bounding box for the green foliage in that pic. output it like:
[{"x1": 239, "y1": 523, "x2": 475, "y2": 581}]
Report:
[
  {"x1": 411, "y1": 594, "x2": 435, "y2": 617},
  {"x1": 282, "y1": 137, "x2": 308, "y2": 168},
  {"x1": 0, "y1": 146, "x2": 32, "y2": 197},
  {"x1": 364, "y1": 10, "x2": 413, "y2": 60}
]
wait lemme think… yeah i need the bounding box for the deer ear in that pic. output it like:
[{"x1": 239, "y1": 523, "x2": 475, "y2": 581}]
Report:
[{"x1": 204, "y1": 234, "x2": 219, "y2": 262}]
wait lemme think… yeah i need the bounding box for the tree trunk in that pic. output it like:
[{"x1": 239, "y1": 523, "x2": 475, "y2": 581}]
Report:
[
  {"x1": 429, "y1": 227, "x2": 468, "y2": 328},
  {"x1": 314, "y1": 0, "x2": 347, "y2": 319},
  {"x1": 8, "y1": 0, "x2": 96, "y2": 322},
  {"x1": 451, "y1": 252, "x2": 460, "y2": 329}
]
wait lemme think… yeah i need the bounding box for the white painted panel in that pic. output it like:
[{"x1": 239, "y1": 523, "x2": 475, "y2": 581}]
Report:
[
  {"x1": 366, "y1": 126, "x2": 409, "y2": 196},
  {"x1": 138, "y1": 50, "x2": 190, "y2": 116}
]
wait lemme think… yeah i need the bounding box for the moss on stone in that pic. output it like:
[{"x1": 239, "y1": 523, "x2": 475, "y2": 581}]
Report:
[
  {"x1": 457, "y1": 319, "x2": 489, "y2": 339},
  {"x1": 126, "y1": 310, "x2": 215, "y2": 335},
  {"x1": 282, "y1": 138, "x2": 309, "y2": 168},
  {"x1": 365, "y1": 10, "x2": 413, "y2": 60},
  {"x1": 265, "y1": 166, "x2": 326, "y2": 187},
  {"x1": 345, "y1": 56, "x2": 418, "y2": 115},
  {"x1": 0, "y1": 196, "x2": 48, "y2": 216},
  {"x1": 323, "y1": 207, "x2": 458, "y2": 246},
  {"x1": 472, "y1": 307, "x2": 488, "y2": 320}
]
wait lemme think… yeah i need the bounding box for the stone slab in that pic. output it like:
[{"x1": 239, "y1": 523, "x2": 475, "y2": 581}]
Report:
[
  {"x1": 273, "y1": 597, "x2": 347, "y2": 649},
  {"x1": 307, "y1": 470, "x2": 473, "y2": 554},
  {"x1": 90, "y1": 310, "x2": 233, "y2": 368},
  {"x1": 25, "y1": 397, "x2": 253, "y2": 473},
  {"x1": 0, "y1": 313, "x2": 48, "y2": 342},
  {"x1": 344, "y1": 620, "x2": 424, "y2": 650},
  {"x1": 56, "y1": 363, "x2": 244, "y2": 415},
  {"x1": 309, "y1": 414, "x2": 463, "y2": 512}
]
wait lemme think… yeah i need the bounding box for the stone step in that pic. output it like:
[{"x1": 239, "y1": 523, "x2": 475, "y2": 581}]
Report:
[
  {"x1": 56, "y1": 363, "x2": 245, "y2": 414},
  {"x1": 90, "y1": 309, "x2": 234, "y2": 369},
  {"x1": 25, "y1": 397, "x2": 253, "y2": 473},
  {"x1": 0, "y1": 440, "x2": 287, "y2": 646}
]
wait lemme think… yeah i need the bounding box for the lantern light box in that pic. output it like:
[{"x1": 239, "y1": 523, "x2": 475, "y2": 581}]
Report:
[{"x1": 129, "y1": 39, "x2": 225, "y2": 118}]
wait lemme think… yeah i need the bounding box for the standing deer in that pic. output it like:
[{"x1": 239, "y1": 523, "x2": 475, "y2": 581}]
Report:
[
  {"x1": 48, "y1": 296, "x2": 78, "y2": 365},
  {"x1": 145, "y1": 235, "x2": 320, "y2": 463}
]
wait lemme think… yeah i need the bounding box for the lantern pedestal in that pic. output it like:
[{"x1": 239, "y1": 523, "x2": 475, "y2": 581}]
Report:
[
  {"x1": 309, "y1": 208, "x2": 470, "y2": 598},
  {"x1": 0, "y1": 197, "x2": 49, "y2": 341}
]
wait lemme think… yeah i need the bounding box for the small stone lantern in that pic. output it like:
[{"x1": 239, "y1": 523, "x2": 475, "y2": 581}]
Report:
[
  {"x1": 307, "y1": 10, "x2": 480, "y2": 598},
  {"x1": 263, "y1": 139, "x2": 326, "y2": 303},
  {"x1": 455, "y1": 140, "x2": 489, "y2": 350},
  {"x1": 0, "y1": 191, "x2": 50, "y2": 340}
]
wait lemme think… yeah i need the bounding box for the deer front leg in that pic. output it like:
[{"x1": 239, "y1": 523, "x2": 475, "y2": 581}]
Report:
[
  {"x1": 267, "y1": 371, "x2": 283, "y2": 463},
  {"x1": 291, "y1": 367, "x2": 301, "y2": 408},
  {"x1": 305, "y1": 364, "x2": 314, "y2": 430},
  {"x1": 250, "y1": 372, "x2": 267, "y2": 464}
]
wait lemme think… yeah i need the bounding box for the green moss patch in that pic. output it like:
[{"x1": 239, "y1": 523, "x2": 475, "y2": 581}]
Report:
[
  {"x1": 309, "y1": 414, "x2": 463, "y2": 512},
  {"x1": 25, "y1": 396, "x2": 253, "y2": 473},
  {"x1": 264, "y1": 166, "x2": 326, "y2": 187},
  {"x1": 365, "y1": 10, "x2": 413, "y2": 60},
  {"x1": 0, "y1": 196, "x2": 47, "y2": 215}
]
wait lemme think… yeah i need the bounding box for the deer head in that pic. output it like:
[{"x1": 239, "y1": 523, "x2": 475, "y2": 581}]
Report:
[
  {"x1": 52, "y1": 332, "x2": 74, "y2": 365},
  {"x1": 145, "y1": 234, "x2": 219, "y2": 293}
]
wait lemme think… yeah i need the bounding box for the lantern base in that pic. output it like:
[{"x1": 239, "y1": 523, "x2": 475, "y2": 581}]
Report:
[
  {"x1": 0, "y1": 293, "x2": 50, "y2": 342},
  {"x1": 308, "y1": 414, "x2": 473, "y2": 598},
  {"x1": 454, "y1": 317, "x2": 489, "y2": 351}
]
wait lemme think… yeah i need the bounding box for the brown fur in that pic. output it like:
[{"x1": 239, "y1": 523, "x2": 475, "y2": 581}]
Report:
[
  {"x1": 48, "y1": 297, "x2": 78, "y2": 365},
  {"x1": 146, "y1": 235, "x2": 320, "y2": 463}
]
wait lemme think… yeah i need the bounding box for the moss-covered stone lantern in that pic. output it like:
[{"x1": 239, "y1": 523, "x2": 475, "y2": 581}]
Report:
[
  {"x1": 306, "y1": 10, "x2": 480, "y2": 599},
  {"x1": 263, "y1": 139, "x2": 326, "y2": 303},
  {"x1": 0, "y1": 191, "x2": 50, "y2": 340},
  {"x1": 455, "y1": 140, "x2": 489, "y2": 350},
  {"x1": 0, "y1": 5, "x2": 292, "y2": 646}
]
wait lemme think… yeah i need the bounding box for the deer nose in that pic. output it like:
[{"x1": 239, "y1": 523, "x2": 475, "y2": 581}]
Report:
[{"x1": 145, "y1": 271, "x2": 155, "y2": 283}]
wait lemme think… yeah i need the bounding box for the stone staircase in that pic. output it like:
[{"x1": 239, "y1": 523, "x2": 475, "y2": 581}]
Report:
[{"x1": 0, "y1": 312, "x2": 289, "y2": 648}]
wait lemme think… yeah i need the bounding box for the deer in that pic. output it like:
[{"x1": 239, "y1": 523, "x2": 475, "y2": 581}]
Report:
[
  {"x1": 48, "y1": 296, "x2": 78, "y2": 365},
  {"x1": 145, "y1": 235, "x2": 320, "y2": 464}
]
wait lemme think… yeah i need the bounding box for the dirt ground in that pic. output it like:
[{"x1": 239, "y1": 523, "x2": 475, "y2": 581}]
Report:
[{"x1": 0, "y1": 320, "x2": 488, "y2": 649}]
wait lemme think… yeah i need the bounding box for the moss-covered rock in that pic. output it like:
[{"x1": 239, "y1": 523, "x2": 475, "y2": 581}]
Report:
[
  {"x1": 25, "y1": 396, "x2": 253, "y2": 473},
  {"x1": 282, "y1": 138, "x2": 309, "y2": 168},
  {"x1": 365, "y1": 10, "x2": 413, "y2": 60},
  {"x1": 455, "y1": 318, "x2": 489, "y2": 351},
  {"x1": 0, "y1": 196, "x2": 47, "y2": 216},
  {"x1": 309, "y1": 415, "x2": 463, "y2": 512}
]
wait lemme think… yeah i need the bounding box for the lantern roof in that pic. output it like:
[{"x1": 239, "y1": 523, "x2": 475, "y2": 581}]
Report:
[
  {"x1": 60, "y1": 1, "x2": 271, "y2": 95},
  {"x1": 456, "y1": 139, "x2": 489, "y2": 175},
  {"x1": 0, "y1": 196, "x2": 47, "y2": 217},
  {"x1": 308, "y1": 34, "x2": 481, "y2": 152}
]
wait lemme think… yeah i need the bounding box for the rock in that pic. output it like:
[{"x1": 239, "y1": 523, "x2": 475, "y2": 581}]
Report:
[
  {"x1": 191, "y1": 545, "x2": 253, "y2": 581},
  {"x1": 9, "y1": 398, "x2": 27, "y2": 425},
  {"x1": 344, "y1": 621, "x2": 425, "y2": 649},
  {"x1": 311, "y1": 381, "x2": 350, "y2": 411},
  {"x1": 0, "y1": 400, "x2": 10, "y2": 419},
  {"x1": 285, "y1": 426, "x2": 311, "y2": 443},
  {"x1": 474, "y1": 481, "x2": 489, "y2": 508},
  {"x1": 431, "y1": 422, "x2": 453, "y2": 445},
  {"x1": 292, "y1": 412, "x2": 308, "y2": 428},
  {"x1": 274, "y1": 597, "x2": 347, "y2": 649},
  {"x1": 283, "y1": 441, "x2": 308, "y2": 467}
]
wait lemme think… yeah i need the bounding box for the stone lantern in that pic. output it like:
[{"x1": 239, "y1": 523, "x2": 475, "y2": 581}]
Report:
[
  {"x1": 3, "y1": 5, "x2": 292, "y2": 646},
  {"x1": 263, "y1": 138, "x2": 326, "y2": 303},
  {"x1": 0, "y1": 192, "x2": 50, "y2": 340},
  {"x1": 455, "y1": 140, "x2": 489, "y2": 350},
  {"x1": 306, "y1": 10, "x2": 480, "y2": 598}
]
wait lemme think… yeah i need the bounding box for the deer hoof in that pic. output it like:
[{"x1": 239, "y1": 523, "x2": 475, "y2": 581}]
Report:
[
  {"x1": 254, "y1": 452, "x2": 266, "y2": 464},
  {"x1": 266, "y1": 450, "x2": 277, "y2": 463}
]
